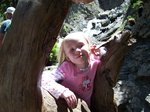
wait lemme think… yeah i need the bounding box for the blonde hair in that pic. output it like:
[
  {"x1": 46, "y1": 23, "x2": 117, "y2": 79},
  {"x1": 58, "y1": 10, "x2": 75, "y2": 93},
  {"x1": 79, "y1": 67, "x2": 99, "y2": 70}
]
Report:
[{"x1": 57, "y1": 32, "x2": 91, "y2": 65}]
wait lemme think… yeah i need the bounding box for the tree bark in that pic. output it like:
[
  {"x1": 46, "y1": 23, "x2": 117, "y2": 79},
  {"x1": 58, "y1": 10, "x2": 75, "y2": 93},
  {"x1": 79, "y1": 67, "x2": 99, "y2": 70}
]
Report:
[
  {"x1": 91, "y1": 30, "x2": 131, "y2": 112},
  {"x1": 0, "y1": 0, "x2": 94, "y2": 111},
  {"x1": 0, "y1": 0, "x2": 73, "y2": 112}
]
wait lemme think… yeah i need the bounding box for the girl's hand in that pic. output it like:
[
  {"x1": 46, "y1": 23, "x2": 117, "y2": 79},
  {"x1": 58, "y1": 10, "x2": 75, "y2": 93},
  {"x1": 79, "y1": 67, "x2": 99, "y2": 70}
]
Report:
[
  {"x1": 61, "y1": 89, "x2": 78, "y2": 109},
  {"x1": 90, "y1": 45, "x2": 107, "y2": 57},
  {"x1": 90, "y1": 45, "x2": 100, "y2": 56}
]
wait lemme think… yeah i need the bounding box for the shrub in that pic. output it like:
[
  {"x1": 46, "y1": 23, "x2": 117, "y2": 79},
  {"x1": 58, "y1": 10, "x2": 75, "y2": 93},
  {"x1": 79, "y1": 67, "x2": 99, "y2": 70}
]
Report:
[{"x1": 49, "y1": 42, "x2": 59, "y2": 65}]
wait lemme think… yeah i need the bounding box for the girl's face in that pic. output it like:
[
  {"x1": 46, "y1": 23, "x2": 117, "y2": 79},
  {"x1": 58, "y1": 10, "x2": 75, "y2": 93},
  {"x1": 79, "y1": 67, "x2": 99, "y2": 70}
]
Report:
[{"x1": 63, "y1": 36, "x2": 90, "y2": 69}]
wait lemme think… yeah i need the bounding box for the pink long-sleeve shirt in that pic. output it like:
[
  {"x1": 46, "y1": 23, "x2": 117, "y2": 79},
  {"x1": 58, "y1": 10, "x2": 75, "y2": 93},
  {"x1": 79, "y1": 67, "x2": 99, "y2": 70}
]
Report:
[{"x1": 41, "y1": 55, "x2": 100, "y2": 106}]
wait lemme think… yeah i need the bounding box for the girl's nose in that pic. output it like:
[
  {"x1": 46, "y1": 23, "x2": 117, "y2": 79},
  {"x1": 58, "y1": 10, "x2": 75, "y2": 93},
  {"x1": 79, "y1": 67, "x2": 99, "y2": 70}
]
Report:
[{"x1": 75, "y1": 48, "x2": 81, "y2": 55}]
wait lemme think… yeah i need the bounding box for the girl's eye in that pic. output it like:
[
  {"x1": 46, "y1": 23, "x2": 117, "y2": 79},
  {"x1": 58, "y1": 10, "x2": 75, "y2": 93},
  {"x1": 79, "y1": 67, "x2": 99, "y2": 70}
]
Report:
[
  {"x1": 70, "y1": 48, "x2": 75, "y2": 52},
  {"x1": 78, "y1": 44, "x2": 84, "y2": 48}
]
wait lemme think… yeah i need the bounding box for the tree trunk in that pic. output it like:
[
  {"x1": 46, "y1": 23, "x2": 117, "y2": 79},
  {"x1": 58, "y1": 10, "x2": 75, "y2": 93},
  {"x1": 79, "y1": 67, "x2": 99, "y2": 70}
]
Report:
[
  {"x1": 91, "y1": 30, "x2": 131, "y2": 112},
  {"x1": 0, "y1": 0, "x2": 73, "y2": 112},
  {"x1": 0, "y1": 0, "x2": 94, "y2": 112}
]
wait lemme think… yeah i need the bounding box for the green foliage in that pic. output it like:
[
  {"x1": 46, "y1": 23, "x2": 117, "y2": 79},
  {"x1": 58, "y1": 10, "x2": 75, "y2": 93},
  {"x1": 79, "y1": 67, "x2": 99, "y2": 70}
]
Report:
[
  {"x1": 131, "y1": 0, "x2": 143, "y2": 9},
  {"x1": 127, "y1": 15, "x2": 134, "y2": 19},
  {"x1": 49, "y1": 42, "x2": 59, "y2": 63},
  {"x1": 0, "y1": 3, "x2": 7, "y2": 20},
  {"x1": 131, "y1": 0, "x2": 138, "y2": 4},
  {"x1": 126, "y1": 0, "x2": 143, "y2": 21},
  {"x1": 0, "y1": 0, "x2": 18, "y2": 20}
]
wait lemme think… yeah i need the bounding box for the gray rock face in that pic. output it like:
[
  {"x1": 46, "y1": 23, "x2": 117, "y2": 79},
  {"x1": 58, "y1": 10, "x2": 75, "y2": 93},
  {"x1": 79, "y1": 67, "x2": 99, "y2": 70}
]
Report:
[
  {"x1": 113, "y1": 0, "x2": 150, "y2": 110},
  {"x1": 97, "y1": 0, "x2": 124, "y2": 10},
  {"x1": 114, "y1": 40, "x2": 150, "y2": 112}
]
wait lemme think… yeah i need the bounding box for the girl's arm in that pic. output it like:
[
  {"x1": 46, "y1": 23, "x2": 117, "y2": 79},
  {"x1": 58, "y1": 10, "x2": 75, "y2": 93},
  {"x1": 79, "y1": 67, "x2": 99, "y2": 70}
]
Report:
[
  {"x1": 41, "y1": 69, "x2": 78, "y2": 109},
  {"x1": 41, "y1": 70, "x2": 67, "y2": 99}
]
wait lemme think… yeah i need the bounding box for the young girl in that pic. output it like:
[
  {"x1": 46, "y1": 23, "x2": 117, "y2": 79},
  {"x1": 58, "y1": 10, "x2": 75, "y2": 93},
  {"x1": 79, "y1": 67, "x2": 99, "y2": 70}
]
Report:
[{"x1": 41, "y1": 32, "x2": 107, "y2": 109}]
